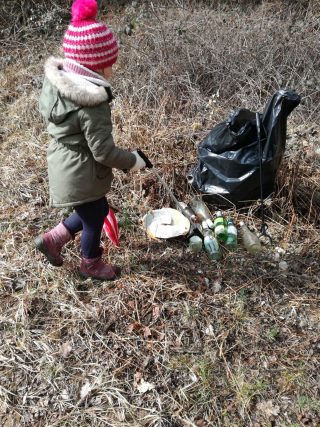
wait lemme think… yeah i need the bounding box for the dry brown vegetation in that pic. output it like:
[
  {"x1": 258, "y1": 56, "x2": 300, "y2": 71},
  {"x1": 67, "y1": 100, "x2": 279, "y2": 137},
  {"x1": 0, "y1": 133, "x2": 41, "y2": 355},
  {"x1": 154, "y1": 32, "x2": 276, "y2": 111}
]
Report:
[{"x1": 0, "y1": 1, "x2": 319, "y2": 426}]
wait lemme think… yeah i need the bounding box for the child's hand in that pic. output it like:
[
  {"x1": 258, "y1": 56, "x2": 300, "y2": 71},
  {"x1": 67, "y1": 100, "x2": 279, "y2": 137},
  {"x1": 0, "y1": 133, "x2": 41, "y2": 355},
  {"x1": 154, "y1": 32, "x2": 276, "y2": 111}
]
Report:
[{"x1": 131, "y1": 150, "x2": 147, "y2": 171}]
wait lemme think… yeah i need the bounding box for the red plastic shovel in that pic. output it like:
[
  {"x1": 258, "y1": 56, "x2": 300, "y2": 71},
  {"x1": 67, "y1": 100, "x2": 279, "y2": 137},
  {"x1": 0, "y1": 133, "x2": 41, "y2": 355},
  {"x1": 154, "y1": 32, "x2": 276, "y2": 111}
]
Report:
[{"x1": 103, "y1": 208, "x2": 119, "y2": 247}]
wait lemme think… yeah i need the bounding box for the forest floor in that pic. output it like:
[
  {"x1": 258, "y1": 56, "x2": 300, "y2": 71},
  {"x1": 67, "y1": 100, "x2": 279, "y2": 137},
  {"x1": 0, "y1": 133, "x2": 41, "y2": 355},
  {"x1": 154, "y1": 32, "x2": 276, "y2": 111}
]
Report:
[{"x1": 0, "y1": 1, "x2": 319, "y2": 426}]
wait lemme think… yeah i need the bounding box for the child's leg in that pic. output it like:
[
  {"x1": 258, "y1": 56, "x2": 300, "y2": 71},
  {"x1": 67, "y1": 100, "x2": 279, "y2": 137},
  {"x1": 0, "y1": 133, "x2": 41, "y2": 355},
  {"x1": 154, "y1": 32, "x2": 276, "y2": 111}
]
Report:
[
  {"x1": 35, "y1": 197, "x2": 111, "y2": 270},
  {"x1": 75, "y1": 197, "x2": 109, "y2": 258},
  {"x1": 63, "y1": 213, "x2": 83, "y2": 236},
  {"x1": 77, "y1": 198, "x2": 120, "y2": 280}
]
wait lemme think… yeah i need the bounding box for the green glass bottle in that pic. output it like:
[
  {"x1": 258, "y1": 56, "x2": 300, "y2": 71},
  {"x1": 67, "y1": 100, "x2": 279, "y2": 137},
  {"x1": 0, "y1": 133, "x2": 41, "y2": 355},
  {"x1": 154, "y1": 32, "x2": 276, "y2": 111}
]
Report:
[
  {"x1": 213, "y1": 211, "x2": 227, "y2": 242},
  {"x1": 202, "y1": 222, "x2": 221, "y2": 260},
  {"x1": 225, "y1": 218, "x2": 237, "y2": 249}
]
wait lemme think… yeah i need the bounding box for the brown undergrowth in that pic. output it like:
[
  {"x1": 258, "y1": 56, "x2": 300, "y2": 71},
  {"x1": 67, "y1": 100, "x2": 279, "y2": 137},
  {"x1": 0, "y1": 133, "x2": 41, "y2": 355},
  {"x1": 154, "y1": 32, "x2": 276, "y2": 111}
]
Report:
[{"x1": 0, "y1": 1, "x2": 319, "y2": 426}]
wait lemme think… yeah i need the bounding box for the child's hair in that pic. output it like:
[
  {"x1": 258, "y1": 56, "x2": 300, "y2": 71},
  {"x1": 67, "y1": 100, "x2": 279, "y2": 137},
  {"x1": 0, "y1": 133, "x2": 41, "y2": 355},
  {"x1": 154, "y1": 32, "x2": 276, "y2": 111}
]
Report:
[{"x1": 63, "y1": 0, "x2": 118, "y2": 71}]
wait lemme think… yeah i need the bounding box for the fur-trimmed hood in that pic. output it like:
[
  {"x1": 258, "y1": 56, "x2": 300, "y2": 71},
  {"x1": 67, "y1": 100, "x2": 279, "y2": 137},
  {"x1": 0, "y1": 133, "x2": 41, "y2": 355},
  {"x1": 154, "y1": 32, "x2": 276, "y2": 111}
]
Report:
[{"x1": 43, "y1": 56, "x2": 111, "y2": 107}]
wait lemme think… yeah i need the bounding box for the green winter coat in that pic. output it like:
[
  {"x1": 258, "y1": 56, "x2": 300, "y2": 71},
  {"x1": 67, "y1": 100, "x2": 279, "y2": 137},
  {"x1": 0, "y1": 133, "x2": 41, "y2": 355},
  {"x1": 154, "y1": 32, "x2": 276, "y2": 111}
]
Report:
[{"x1": 39, "y1": 57, "x2": 136, "y2": 208}]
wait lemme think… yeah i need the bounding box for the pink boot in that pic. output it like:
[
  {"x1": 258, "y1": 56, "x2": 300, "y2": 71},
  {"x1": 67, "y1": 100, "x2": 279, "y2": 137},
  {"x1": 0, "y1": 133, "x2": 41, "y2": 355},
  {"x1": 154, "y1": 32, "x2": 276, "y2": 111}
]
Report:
[
  {"x1": 35, "y1": 222, "x2": 72, "y2": 266},
  {"x1": 79, "y1": 255, "x2": 121, "y2": 281}
]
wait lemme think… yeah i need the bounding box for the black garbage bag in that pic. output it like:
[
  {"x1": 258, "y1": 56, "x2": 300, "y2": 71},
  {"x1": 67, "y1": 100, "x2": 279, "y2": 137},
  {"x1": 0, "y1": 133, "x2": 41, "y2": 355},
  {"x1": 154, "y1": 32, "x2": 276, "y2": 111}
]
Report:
[{"x1": 188, "y1": 89, "x2": 301, "y2": 206}]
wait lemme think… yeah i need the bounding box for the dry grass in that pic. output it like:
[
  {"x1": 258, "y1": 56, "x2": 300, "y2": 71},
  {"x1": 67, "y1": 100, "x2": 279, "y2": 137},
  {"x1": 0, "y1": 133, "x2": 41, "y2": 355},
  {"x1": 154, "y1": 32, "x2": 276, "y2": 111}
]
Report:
[{"x1": 0, "y1": 1, "x2": 319, "y2": 426}]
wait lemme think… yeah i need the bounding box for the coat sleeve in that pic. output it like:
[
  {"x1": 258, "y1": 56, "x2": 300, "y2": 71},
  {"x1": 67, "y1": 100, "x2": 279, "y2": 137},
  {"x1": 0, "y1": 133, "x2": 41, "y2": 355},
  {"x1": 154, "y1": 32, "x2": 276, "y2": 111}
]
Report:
[{"x1": 79, "y1": 102, "x2": 136, "y2": 170}]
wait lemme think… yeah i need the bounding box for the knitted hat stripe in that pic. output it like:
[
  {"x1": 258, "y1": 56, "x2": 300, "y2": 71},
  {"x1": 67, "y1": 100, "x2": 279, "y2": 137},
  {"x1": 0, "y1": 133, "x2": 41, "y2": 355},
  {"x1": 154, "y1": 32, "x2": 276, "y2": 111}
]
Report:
[
  {"x1": 68, "y1": 22, "x2": 106, "y2": 32},
  {"x1": 63, "y1": 40, "x2": 116, "y2": 51},
  {"x1": 73, "y1": 49, "x2": 118, "y2": 61},
  {"x1": 64, "y1": 31, "x2": 112, "y2": 42},
  {"x1": 64, "y1": 43, "x2": 116, "y2": 55},
  {"x1": 65, "y1": 32, "x2": 112, "y2": 41},
  {"x1": 75, "y1": 53, "x2": 118, "y2": 67},
  {"x1": 63, "y1": 41, "x2": 117, "y2": 56},
  {"x1": 64, "y1": 48, "x2": 117, "y2": 58},
  {"x1": 66, "y1": 26, "x2": 112, "y2": 37},
  {"x1": 64, "y1": 37, "x2": 115, "y2": 49},
  {"x1": 64, "y1": 44, "x2": 117, "y2": 54},
  {"x1": 64, "y1": 54, "x2": 118, "y2": 68},
  {"x1": 65, "y1": 46, "x2": 118, "y2": 60}
]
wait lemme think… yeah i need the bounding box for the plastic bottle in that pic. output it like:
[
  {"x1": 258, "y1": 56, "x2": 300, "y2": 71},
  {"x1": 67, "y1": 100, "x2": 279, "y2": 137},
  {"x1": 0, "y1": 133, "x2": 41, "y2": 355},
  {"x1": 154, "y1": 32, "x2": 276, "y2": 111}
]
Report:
[
  {"x1": 239, "y1": 221, "x2": 262, "y2": 254},
  {"x1": 188, "y1": 235, "x2": 203, "y2": 253},
  {"x1": 225, "y1": 218, "x2": 238, "y2": 249},
  {"x1": 213, "y1": 211, "x2": 227, "y2": 242},
  {"x1": 202, "y1": 222, "x2": 221, "y2": 260},
  {"x1": 190, "y1": 197, "x2": 214, "y2": 228}
]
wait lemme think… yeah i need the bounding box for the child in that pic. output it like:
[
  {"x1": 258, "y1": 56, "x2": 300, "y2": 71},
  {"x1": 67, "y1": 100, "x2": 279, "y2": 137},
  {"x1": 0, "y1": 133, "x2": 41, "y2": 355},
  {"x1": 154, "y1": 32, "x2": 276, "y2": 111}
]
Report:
[{"x1": 35, "y1": 0, "x2": 146, "y2": 280}]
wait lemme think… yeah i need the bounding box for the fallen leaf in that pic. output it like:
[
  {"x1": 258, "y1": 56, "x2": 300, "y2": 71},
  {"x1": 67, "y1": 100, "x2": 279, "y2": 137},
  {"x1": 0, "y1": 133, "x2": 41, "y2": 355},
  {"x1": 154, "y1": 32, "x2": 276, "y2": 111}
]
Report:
[
  {"x1": 128, "y1": 322, "x2": 141, "y2": 333},
  {"x1": 157, "y1": 332, "x2": 165, "y2": 340},
  {"x1": 205, "y1": 324, "x2": 214, "y2": 336},
  {"x1": 212, "y1": 280, "x2": 222, "y2": 293},
  {"x1": 192, "y1": 122, "x2": 202, "y2": 131},
  {"x1": 128, "y1": 322, "x2": 152, "y2": 338},
  {"x1": 61, "y1": 389, "x2": 70, "y2": 400},
  {"x1": 80, "y1": 381, "x2": 92, "y2": 399},
  {"x1": 60, "y1": 341, "x2": 72, "y2": 358},
  {"x1": 11, "y1": 278, "x2": 26, "y2": 291},
  {"x1": 152, "y1": 304, "x2": 161, "y2": 319},
  {"x1": 143, "y1": 326, "x2": 152, "y2": 338},
  {"x1": 133, "y1": 371, "x2": 143, "y2": 389},
  {"x1": 127, "y1": 300, "x2": 135, "y2": 310},
  {"x1": 137, "y1": 379, "x2": 155, "y2": 394},
  {"x1": 257, "y1": 400, "x2": 280, "y2": 418},
  {"x1": 279, "y1": 261, "x2": 288, "y2": 271}
]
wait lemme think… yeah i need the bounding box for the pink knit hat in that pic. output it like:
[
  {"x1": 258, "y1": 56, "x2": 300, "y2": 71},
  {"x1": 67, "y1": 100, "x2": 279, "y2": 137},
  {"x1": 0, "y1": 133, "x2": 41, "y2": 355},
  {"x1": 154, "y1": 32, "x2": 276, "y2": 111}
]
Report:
[{"x1": 63, "y1": 0, "x2": 118, "y2": 71}]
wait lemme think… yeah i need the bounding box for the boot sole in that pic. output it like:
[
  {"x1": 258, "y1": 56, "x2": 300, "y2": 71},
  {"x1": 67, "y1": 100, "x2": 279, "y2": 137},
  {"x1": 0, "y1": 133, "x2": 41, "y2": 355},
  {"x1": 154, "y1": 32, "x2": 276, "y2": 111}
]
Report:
[
  {"x1": 35, "y1": 236, "x2": 63, "y2": 267},
  {"x1": 79, "y1": 270, "x2": 117, "y2": 281}
]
